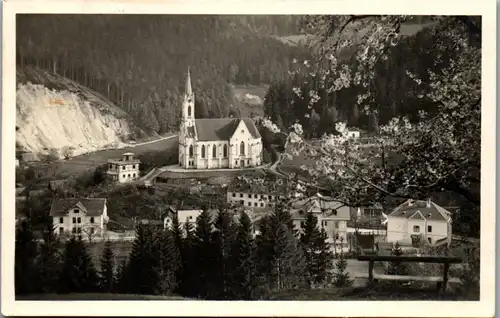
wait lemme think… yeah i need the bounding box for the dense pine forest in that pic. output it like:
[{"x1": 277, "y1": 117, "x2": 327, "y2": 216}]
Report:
[
  {"x1": 16, "y1": 15, "x2": 309, "y2": 134},
  {"x1": 263, "y1": 21, "x2": 450, "y2": 138}
]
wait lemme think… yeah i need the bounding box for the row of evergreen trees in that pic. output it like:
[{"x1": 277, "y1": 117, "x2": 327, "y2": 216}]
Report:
[{"x1": 15, "y1": 202, "x2": 353, "y2": 299}]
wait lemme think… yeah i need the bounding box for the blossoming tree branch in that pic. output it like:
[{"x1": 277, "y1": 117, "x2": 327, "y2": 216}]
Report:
[{"x1": 261, "y1": 15, "x2": 481, "y2": 213}]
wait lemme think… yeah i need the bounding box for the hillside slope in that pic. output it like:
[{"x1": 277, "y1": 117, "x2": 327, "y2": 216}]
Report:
[{"x1": 16, "y1": 66, "x2": 150, "y2": 158}]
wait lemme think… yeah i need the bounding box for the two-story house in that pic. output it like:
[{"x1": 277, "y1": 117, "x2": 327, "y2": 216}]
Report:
[
  {"x1": 50, "y1": 198, "x2": 109, "y2": 238},
  {"x1": 226, "y1": 178, "x2": 288, "y2": 209},
  {"x1": 107, "y1": 152, "x2": 141, "y2": 183},
  {"x1": 290, "y1": 193, "x2": 351, "y2": 251},
  {"x1": 386, "y1": 199, "x2": 453, "y2": 246}
]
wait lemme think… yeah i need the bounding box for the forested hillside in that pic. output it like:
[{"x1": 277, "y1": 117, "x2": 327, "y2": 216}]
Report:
[
  {"x1": 264, "y1": 21, "x2": 446, "y2": 137},
  {"x1": 16, "y1": 15, "x2": 308, "y2": 134}
]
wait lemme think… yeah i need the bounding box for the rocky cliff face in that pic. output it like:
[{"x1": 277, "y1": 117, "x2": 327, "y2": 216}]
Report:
[{"x1": 16, "y1": 67, "x2": 148, "y2": 159}]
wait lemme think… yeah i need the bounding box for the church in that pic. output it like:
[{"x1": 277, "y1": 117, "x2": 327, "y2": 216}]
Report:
[{"x1": 178, "y1": 69, "x2": 263, "y2": 169}]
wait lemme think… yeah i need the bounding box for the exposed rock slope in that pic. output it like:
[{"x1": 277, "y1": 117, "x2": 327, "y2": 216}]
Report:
[{"x1": 16, "y1": 66, "x2": 149, "y2": 158}]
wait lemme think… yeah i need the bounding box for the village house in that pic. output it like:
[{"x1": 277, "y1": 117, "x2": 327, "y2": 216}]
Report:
[
  {"x1": 178, "y1": 68, "x2": 263, "y2": 169},
  {"x1": 290, "y1": 193, "x2": 351, "y2": 251},
  {"x1": 345, "y1": 127, "x2": 360, "y2": 138},
  {"x1": 386, "y1": 199, "x2": 453, "y2": 246},
  {"x1": 107, "y1": 152, "x2": 141, "y2": 183},
  {"x1": 50, "y1": 198, "x2": 109, "y2": 238},
  {"x1": 225, "y1": 176, "x2": 292, "y2": 209}
]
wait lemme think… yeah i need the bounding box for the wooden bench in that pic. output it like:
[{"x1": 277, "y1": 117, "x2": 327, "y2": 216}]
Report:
[{"x1": 357, "y1": 255, "x2": 462, "y2": 291}]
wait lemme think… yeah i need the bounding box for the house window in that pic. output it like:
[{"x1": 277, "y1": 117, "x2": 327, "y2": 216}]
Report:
[
  {"x1": 240, "y1": 141, "x2": 245, "y2": 155},
  {"x1": 90, "y1": 217, "x2": 95, "y2": 224},
  {"x1": 247, "y1": 202, "x2": 251, "y2": 206},
  {"x1": 72, "y1": 217, "x2": 76, "y2": 224},
  {"x1": 240, "y1": 200, "x2": 244, "y2": 205},
  {"x1": 248, "y1": 194, "x2": 252, "y2": 198},
  {"x1": 223, "y1": 145, "x2": 228, "y2": 158},
  {"x1": 77, "y1": 217, "x2": 81, "y2": 224},
  {"x1": 261, "y1": 195, "x2": 264, "y2": 199},
  {"x1": 300, "y1": 221, "x2": 305, "y2": 228},
  {"x1": 247, "y1": 159, "x2": 250, "y2": 165},
  {"x1": 332, "y1": 210, "x2": 337, "y2": 216},
  {"x1": 132, "y1": 164, "x2": 135, "y2": 169},
  {"x1": 133, "y1": 173, "x2": 136, "y2": 178},
  {"x1": 187, "y1": 106, "x2": 191, "y2": 117},
  {"x1": 428, "y1": 237, "x2": 432, "y2": 244},
  {"x1": 212, "y1": 145, "x2": 217, "y2": 158},
  {"x1": 335, "y1": 233, "x2": 339, "y2": 240},
  {"x1": 59, "y1": 227, "x2": 64, "y2": 234},
  {"x1": 59, "y1": 217, "x2": 63, "y2": 224},
  {"x1": 122, "y1": 166, "x2": 125, "y2": 170},
  {"x1": 128, "y1": 174, "x2": 131, "y2": 178},
  {"x1": 239, "y1": 193, "x2": 243, "y2": 198},
  {"x1": 74, "y1": 209, "x2": 79, "y2": 213},
  {"x1": 77, "y1": 228, "x2": 82, "y2": 233},
  {"x1": 90, "y1": 228, "x2": 95, "y2": 234},
  {"x1": 122, "y1": 174, "x2": 126, "y2": 179},
  {"x1": 413, "y1": 225, "x2": 420, "y2": 233},
  {"x1": 260, "y1": 203, "x2": 264, "y2": 207},
  {"x1": 201, "y1": 145, "x2": 206, "y2": 158},
  {"x1": 232, "y1": 193, "x2": 236, "y2": 197},
  {"x1": 335, "y1": 221, "x2": 339, "y2": 229},
  {"x1": 254, "y1": 202, "x2": 258, "y2": 207},
  {"x1": 72, "y1": 228, "x2": 76, "y2": 234},
  {"x1": 427, "y1": 225, "x2": 432, "y2": 233},
  {"x1": 108, "y1": 164, "x2": 112, "y2": 169},
  {"x1": 189, "y1": 145, "x2": 194, "y2": 158},
  {"x1": 323, "y1": 221, "x2": 328, "y2": 226}
]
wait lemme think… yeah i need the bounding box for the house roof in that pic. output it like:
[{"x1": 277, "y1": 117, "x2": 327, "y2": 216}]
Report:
[
  {"x1": 389, "y1": 199, "x2": 451, "y2": 222},
  {"x1": 49, "y1": 179, "x2": 68, "y2": 190},
  {"x1": 50, "y1": 198, "x2": 107, "y2": 217},
  {"x1": 194, "y1": 118, "x2": 261, "y2": 141}
]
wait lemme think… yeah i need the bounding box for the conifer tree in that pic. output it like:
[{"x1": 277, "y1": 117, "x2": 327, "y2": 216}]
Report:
[
  {"x1": 230, "y1": 211, "x2": 258, "y2": 300},
  {"x1": 386, "y1": 242, "x2": 407, "y2": 275},
  {"x1": 178, "y1": 220, "x2": 197, "y2": 297},
  {"x1": 99, "y1": 240, "x2": 115, "y2": 293},
  {"x1": 299, "y1": 213, "x2": 334, "y2": 287},
  {"x1": 58, "y1": 236, "x2": 99, "y2": 293},
  {"x1": 194, "y1": 209, "x2": 215, "y2": 298},
  {"x1": 170, "y1": 215, "x2": 184, "y2": 292},
  {"x1": 115, "y1": 259, "x2": 129, "y2": 294},
  {"x1": 211, "y1": 208, "x2": 237, "y2": 299},
  {"x1": 155, "y1": 228, "x2": 181, "y2": 295},
  {"x1": 332, "y1": 250, "x2": 353, "y2": 287},
  {"x1": 36, "y1": 220, "x2": 61, "y2": 293},
  {"x1": 256, "y1": 209, "x2": 307, "y2": 293},
  {"x1": 15, "y1": 218, "x2": 39, "y2": 295},
  {"x1": 125, "y1": 223, "x2": 160, "y2": 294}
]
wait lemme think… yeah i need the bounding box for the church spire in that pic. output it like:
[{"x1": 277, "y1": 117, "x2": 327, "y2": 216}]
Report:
[{"x1": 186, "y1": 67, "x2": 193, "y2": 96}]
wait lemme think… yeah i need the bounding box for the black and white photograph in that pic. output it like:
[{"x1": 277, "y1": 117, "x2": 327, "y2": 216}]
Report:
[{"x1": 2, "y1": 0, "x2": 496, "y2": 316}]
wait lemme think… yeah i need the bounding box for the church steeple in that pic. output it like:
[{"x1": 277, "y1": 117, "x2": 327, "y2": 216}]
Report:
[
  {"x1": 182, "y1": 67, "x2": 195, "y2": 127},
  {"x1": 185, "y1": 67, "x2": 193, "y2": 97}
]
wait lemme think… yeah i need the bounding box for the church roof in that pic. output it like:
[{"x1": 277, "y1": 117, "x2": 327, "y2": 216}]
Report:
[{"x1": 194, "y1": 118, "x2": 261, "y2": 141}]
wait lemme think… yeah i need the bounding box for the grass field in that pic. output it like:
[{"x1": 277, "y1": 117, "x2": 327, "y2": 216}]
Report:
[
  {"x1": 232, "y1": 84, "x2": 268, "y2": 118},
  {"x1": 33, "y1": 135, "x2": 179, "y2": 177},
  {"x1": 17, "y1": 293, "x2": 189, "y2": 300}
]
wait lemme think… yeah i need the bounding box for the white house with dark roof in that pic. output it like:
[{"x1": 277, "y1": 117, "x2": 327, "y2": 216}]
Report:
[
  {"x1": 386, "y1": 199, "x2": 452, "y2": 246},
  {"x1": 290, "y1": 193, "x2": 351, "y2": 250},
  {"x1": 50, "y1": 198, "x2": 109, "y2": 238},
  {"x1": 107, "y1": 152, "x2": 141, "y2": 183},
  {"x1": 178, "y1": 68, "x2": 263, "y2": 169}
]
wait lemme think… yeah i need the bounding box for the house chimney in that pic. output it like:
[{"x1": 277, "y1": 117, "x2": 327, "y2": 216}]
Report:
[{"x1": 426, "y1": 198, "x2": 431, "y2": 208}]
